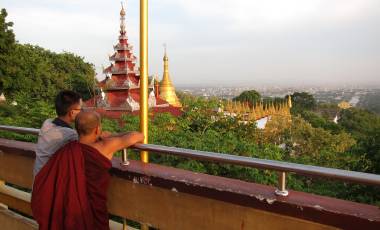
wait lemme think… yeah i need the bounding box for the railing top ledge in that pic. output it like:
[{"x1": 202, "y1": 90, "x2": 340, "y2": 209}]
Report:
[
  {"x1": 1, "y1": 124, "x2": 380, "y2": 187},
  {"x1": 0, "y1": 125, "x2": 39, "y2": 135}
]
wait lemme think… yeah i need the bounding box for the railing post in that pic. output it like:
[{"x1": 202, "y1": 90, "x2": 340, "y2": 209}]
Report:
[
  {"x1": 275, "y1": 171, "x2": 289, "y2": 196},
  {"x1": 121, "y1": 149, "x2": 129, "y2": 166}
]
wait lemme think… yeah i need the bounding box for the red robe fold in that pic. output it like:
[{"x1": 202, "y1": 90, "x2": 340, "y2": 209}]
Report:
[{"x1": 31, "y1": 141, "x2": 111, "y2": 230}]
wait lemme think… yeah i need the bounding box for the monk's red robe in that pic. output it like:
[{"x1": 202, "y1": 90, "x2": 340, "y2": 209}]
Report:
[{"x1": 31, "y1": 141, "x2": 111, "y2": 230}]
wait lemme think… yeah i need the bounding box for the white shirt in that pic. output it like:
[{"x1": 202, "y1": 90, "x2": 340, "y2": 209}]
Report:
[{"x1": 33, "y1": 119, "x2": 78, "y2": 177}]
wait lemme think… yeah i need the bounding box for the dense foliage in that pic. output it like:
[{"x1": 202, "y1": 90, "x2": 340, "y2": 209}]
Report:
[
  {"x1": 0, "y1": 9, "x2": 15, "y2": 91},
  {"x1": 0, "y1": 9, "x2": 96, "y2": 102},
  {"x1": 290, "y1": 92, "x2": 317, "y2": 112},
  {"x1": 339, "y1": 109, "x2": 380, "y2": 173}
]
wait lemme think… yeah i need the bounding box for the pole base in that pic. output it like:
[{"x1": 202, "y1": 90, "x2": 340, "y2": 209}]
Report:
[
  {"x1": 275, "y1": 189, "x2": 289, "y2": 197},
  {"x1": 121, "y1": 160, "x2": 130, "y2": 166}
]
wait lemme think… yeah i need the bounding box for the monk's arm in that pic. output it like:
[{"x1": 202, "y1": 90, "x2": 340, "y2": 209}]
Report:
[
  {"x1": 97, "y1": 132, "x2": 144, "y2": 159},
  {"x1": 98, "y1": 132, "x2": 132, "y2": 140}
]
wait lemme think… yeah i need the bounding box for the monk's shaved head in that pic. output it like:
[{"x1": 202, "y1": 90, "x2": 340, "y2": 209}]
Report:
[{"x1": 75, "y1": 111, "x2": 101, "y2": 136}]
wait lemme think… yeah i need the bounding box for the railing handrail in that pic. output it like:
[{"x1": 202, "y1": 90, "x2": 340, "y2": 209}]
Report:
[
  {"x1": 1, "y1": 124, "x2": 380, "y2": 188},
  {"x1": 132, "y1": 143, "x2": 380, "y2": 186},
  {"x1": 0, "y1": 125, "x2": 39, "y2": 135}
]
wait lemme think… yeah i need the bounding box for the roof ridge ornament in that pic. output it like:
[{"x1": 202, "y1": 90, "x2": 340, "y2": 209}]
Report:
[{"x1": 120, "y1": 1, "x2": 126, "y2": 16}]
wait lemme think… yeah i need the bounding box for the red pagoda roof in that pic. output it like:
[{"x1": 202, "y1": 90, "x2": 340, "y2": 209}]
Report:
[{"x1": 83, "y1": 3, "x2": 182, "y2": 119}]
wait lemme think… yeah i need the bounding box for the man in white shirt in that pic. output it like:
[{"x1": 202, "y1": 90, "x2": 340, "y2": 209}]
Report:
[{"x1": 33, "y1": 90, "x2": 82, "y2": 177}]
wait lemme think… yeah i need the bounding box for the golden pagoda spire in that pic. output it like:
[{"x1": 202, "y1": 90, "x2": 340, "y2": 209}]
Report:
[
  {"x1": 236, "y1": 101, "x2": 242, "y2": 114},
  {"x1": 252, "y1": 103, "x2": 256, "y2": 115},
  {"x1": 255, "y1": 102, "x2": 262, "y2": 119},
  {"x1": 225, "y1": 100, "x2": 232, "y2": 112},
  {"x1": 248, "y1": 109, "x2": 256, "y2": 122},
  {"x1": 241, "y1": 101, "x2": 246, "y2": 113},
  {"x1": 284, "y1": 101, "x2": 290, "y2": 116},
  {"x1": 278, "y1": 102, "x2": 284, "y2": 116},
  {"x1": 246, "y1": 102, "x2": 251, "y2": 113},
  {"x1": 243, "y1": 102, "x2": 247, "y2": 113},
  {"x1": 264, "y1": 106, "x2": 268, "y2": 117},
  {"x1": 285, "y1": 100, "x2": 291, "y2": 116},
  {"x1": 270, "y1": 101, "x2": 275, "y2": 115},
  {"x1": 276, "y1": 102, "x2": 281, "y2": 114},
  {"x1": 287, "y1": 95, "x2": 292, "y2": 108},
  {"x1": 159, "y1": 44, "x2": 182, "y2": 107}
]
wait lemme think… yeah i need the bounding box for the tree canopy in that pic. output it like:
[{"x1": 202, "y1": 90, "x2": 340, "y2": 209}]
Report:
[
  {"x1": 0, "y1": 8, "x2": 95, "y2": 102},
  {"x1": 0, "y1": 9, "x2": 15, "y2": 92},
  {"x1": 290, "y1": 92, "x2": 317, "y2": 112},
  {"x1": 233, "y1": 90, "x2": 261, "y2": 105}
]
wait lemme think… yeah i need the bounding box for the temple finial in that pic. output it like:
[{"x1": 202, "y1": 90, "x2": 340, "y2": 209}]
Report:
[
  {"x1": 163, "y1": 43, "x2": 168, "y2": 61},
  {"x1": 163, "y1": 43, "x2": 167, "y2": 56},
  {"x1": 120, "y1": 1, "x2": 126, "y2": 16}
]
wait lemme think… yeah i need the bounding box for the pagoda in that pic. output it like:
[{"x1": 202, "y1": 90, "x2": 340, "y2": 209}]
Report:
[
  {"x1": 84, "y1": 3, "x2": 182, "y2": 118},
  {"x1": 159, "y1": 46, "x2": 182, "y2": 108},
  {"x1": 221, "y1": 95, "x2": 292, "y2": 125}
]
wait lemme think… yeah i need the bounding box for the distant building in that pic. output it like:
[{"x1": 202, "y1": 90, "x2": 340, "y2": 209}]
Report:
[{"x1": 84, "y1": 3, "x2": 181, "y2": 118}]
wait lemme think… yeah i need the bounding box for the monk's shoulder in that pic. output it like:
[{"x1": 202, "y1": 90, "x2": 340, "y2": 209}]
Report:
[{"x1": 84, "y1": 141, "x2": 106, "y2": 156}]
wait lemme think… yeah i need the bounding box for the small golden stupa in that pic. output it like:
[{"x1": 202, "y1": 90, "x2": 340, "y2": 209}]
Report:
[
  {"x1": 159, "y1": 45, "x2": 182, "y2": 107},
  {"x1": 287, "y1": 95, "x2": 292, "y2": 108},
  {"x1": 338, "y1": 101, "x2": 352, "y2": 110}
]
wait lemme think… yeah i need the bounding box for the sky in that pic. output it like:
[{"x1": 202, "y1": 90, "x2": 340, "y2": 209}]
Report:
[{"x1": 2, "y1": 0, "x2": 380, "y2": 87}]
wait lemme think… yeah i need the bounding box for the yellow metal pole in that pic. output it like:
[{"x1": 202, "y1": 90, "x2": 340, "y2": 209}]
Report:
[
  {"x1": 139, "y1": 0, "x2": 149, "y2": 163},
  {"x1": 140, "y1": 0, "x2": 149, "y2": 229}
]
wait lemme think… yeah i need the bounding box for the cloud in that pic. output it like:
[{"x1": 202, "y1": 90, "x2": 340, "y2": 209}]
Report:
[
  {"x1": 169, "y1": 0, "x2": 378, "y2": 31},
  {"x1": 2, "y1": 0, "x2": 380, "y2": 86}
]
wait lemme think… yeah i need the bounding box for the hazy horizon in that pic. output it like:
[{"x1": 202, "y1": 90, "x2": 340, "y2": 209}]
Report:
[{"x1": 3, "y1": 0, "x2": 380, "y2": 87}]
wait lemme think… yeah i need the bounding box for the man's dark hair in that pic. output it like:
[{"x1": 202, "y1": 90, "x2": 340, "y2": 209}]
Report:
[{"x1": 55, "y1": 90, "x2": 81, "y2": 116}]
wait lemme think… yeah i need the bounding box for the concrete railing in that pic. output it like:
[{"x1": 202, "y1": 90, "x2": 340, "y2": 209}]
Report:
[
  {"x1": 0, "y1": 126, "x2": 380, "y2": 229},
  {"x1": 1, "y1": 125, "x2": 380, "y2": 194}
]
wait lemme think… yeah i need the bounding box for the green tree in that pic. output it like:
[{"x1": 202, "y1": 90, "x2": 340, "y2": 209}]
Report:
[
  {"x1": 0, "y1": 9, "x2": 95, "y2": 102},
  {"x1": 2, "y1": 44, "x2": 95, "y2": 102},
  {"x1": 300, "y1": 110, "x2": 342, "y2": 134},
  {"x1": 0, "y1": 8, "x2": 15, "y2": 92},
  {"x1": 290, "y1": 92, "x2": 317, "y2": 113},
  {"x1": 289, "y1": 116, "x2": 356, "y2": 157},
  {"x1": 0, "y1": 8, "x2": 14, "y2": 53},
  {"x1": 339, "y1": 108, "x2": 380, "y2": 173},
  {"x1": 233, "y1": 90, "x2": 261, "y2": 105}
]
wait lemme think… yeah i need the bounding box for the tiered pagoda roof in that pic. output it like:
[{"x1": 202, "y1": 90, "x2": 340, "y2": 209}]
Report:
[{"x1": 84, "y1": 3, "x2": 182, "y2": 118}]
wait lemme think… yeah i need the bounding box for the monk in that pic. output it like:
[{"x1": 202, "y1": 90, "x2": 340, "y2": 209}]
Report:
[{"x1": 31, "y1": 111, "x2": 144, "y2": 230}]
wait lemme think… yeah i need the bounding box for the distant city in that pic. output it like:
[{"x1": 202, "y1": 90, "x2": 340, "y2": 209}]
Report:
[{"x1": 178, "y1": 85, "x2": 380, "y2": 114}]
